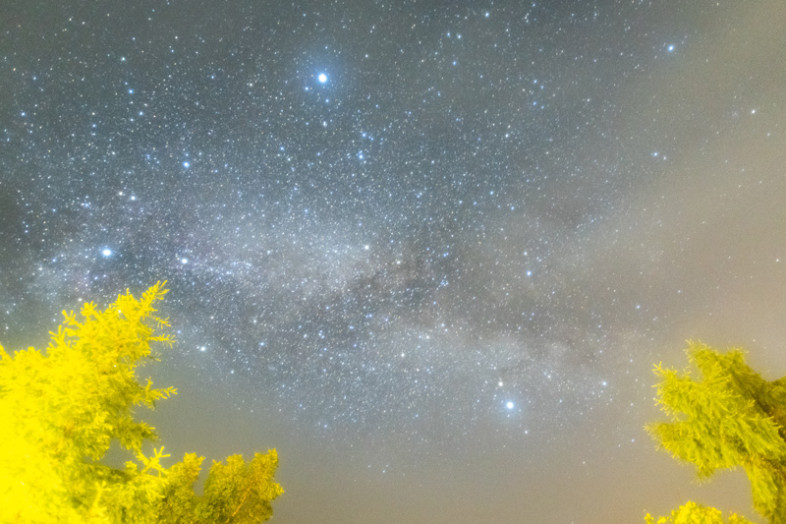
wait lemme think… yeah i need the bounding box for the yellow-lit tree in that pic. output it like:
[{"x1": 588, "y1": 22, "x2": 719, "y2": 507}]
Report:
[
  {"x1": 0, "y1": 282, "x2": 283, "y2": 523},
  {"x1": 645, "y1": 340, "x2": 786, "y2": 524},
  {"x1": 644, "y1": 500, "x2": 754, "y2": 524}
]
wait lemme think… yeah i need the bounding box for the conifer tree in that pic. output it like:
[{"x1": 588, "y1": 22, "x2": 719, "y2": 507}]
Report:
[
  {"x1": 0, "y1": 282, "x2": 283, "y2": 523},
  {"x1": 644, "y1": 500, "x2": 754, "y2": 524},
  {"x1": 645, "y1": 340, "x2": 786, "y2": 524}
]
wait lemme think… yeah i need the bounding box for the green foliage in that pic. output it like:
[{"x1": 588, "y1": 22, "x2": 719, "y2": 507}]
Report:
[
  {"x1": 646, "y1": 340, "x2": 786, "y2": 524},
  {"x1": 0, "y1": 282, "x2": 283, "y2": 523},
  {"x1": 644, "y1": 500, "x2": 754, "y2": 524}
]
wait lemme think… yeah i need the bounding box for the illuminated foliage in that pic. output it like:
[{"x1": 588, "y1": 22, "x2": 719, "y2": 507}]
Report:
[
  {"x1": 645, "y1": 340, "x2": 786, "y2": 524},
  {"x1": 644, "y1": 500, "x2": 754, "y2": 524},
  {"x1": 0, "y1": 282, "x2": 283, "y2": 523}
]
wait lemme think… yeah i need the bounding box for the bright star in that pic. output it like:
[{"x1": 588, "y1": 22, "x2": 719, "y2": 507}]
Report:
[
  {"x1": 101, "y1": 248, "x2": 113, "y2": 257},
  {"x1": 505, "y1": 401, "x2": 515, "y2": 410},
  {"x1": 318, "y1": 73, "x2": 328, "y2": 83}
]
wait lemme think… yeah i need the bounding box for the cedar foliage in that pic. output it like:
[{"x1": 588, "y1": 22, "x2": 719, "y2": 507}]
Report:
[
  {"x1": 645, "y1": 340, "x2": 786, "y2": 524},
  {"x1": 0, "y1": 282, "x2": 283, "y2": 523},
  {"x1": 644, "y1": 500, "x2": 754, "y2": 524}
]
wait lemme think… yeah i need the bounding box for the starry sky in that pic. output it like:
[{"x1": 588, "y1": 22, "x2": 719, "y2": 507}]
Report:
[{"x1": 3, "y1": 1, "x2": 786, "y2": 522}]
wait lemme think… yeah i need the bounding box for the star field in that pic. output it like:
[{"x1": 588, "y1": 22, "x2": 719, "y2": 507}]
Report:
[{"x1": 3, "y1": 2, "x2": 786, "y2": 522}]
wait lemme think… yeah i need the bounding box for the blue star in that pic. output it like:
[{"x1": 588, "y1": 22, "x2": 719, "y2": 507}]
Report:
[{"x1": 318, "y1": 73, "x2": 328, "y2": 84}]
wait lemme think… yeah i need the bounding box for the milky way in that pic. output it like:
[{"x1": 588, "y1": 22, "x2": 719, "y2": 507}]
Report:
[{"x1": 3, "y1": 2, "x2": 786, "y2": 521}]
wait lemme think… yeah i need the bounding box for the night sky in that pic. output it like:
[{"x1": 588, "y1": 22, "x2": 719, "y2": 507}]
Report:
[{"x1": 3, "y1": 1, "x2": 786, "y2": 522}]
